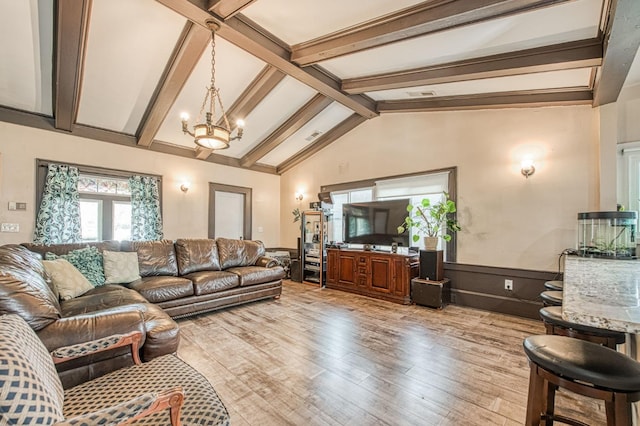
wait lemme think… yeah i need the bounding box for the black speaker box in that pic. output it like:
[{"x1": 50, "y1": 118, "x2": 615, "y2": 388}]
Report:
[
  {"x1": 411, "y1": 278, "x2": 449, "y2": 309},
  {"x1": 419, "y1": 250, "x2": 443, "y2": 281}
]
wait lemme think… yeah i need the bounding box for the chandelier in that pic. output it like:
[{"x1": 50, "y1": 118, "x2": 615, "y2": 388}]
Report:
[{"x1": 181, "y1": 21, "x2": 244, "y2": 150}]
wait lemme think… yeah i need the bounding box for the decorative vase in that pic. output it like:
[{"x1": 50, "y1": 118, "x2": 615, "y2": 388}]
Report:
[{"x1": 424, "y1": 236, "x2": 439, "y2": 250}]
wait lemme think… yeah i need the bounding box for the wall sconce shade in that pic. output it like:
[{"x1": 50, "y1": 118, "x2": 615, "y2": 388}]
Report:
[
  {"x1": 521, "y1": 158, "x2": 536, "y2": 178},
  {"x1": 180, "y1": 182, "x2": 190, "y2": 192},
  {"x1": 295, "y1": 192, "x2": 304, "y2": 201}
]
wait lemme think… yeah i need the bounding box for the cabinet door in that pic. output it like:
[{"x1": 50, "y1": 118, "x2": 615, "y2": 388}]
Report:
[
  {"x1": 326, "y1": 250, "x2": 339, "y2": 283},
  {"x1": 338, "y1": 253, "x2": 358, "y2": 287},
  {"x1": 370, "y1": 256, "x2": 392, "y2": 294},
  {"x1": 391, "y1": 257, "x2": 407, "y2": 296}
]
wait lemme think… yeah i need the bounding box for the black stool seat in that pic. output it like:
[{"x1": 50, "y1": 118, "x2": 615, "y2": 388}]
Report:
[
  {"x1": 540, "y1": 306, "x2": 626, "y2": 344},
  {"x1": 524, "y1": 335, "x2": 640, "y2": 392},
  {"x1": 540, "y1": 290, "x2": 563, "y2": 306},
  {"x1": 544, "y1": 280, "x2": 563, "y2": 291}
]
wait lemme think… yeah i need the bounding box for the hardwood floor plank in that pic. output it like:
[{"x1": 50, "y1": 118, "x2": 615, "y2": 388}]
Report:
[{"x1": 176, "y1": 280, "x2": 605, "y2": 425}]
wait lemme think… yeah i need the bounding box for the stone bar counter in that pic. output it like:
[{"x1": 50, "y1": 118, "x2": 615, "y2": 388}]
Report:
[{"x1": 563, "y1": 256, "x2": 640, "y2": 334}]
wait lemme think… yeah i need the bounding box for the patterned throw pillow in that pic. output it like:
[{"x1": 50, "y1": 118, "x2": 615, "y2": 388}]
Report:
[
  {"x1": 45, "y1": 246, "x2": 105, "y2": 287},
  {"x1": 103, "y1": 251, "x2": 141, "y2": 284},
  {"x1": 42, "y1": 258, "x2": 94, "y2": 300}
]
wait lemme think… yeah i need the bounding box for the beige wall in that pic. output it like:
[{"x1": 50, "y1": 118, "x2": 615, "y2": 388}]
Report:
[
  {"x1": 0, "y1": 122, "x2": 281, "y2": 246},
  {"x1": 281, "y1": 106, "x2": 600, "y2": 272}
]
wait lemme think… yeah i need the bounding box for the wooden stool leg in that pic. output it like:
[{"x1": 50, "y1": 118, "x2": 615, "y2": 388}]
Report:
[
  {"x1": 544, "y1": 382, "x2": 557, "y2": 426},
  {"x1": 526, "y1": 363, "x2": 545, "y2": 425},
  {"x1": 612, "y1": 393, "x2": 632, "y2": 426}
]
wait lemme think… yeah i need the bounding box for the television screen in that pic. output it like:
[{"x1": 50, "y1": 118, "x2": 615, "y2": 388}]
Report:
[{"x1": 342, "y1": 199, "x2": 410, "y2": 247}]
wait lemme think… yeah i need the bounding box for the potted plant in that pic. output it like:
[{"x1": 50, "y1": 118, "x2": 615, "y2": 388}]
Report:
[{"x1": 397, "y1": 192, "x2": 461, "y2": 250}]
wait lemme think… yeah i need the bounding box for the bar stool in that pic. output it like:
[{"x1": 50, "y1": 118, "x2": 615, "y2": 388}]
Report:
[
  {"x1": 544, "y1": 280, "x2": 564, "y2": 291},
  {"x1": 540, "y1": 290, "x2": 563, "y2": 306},
  {"x1": 523, "y1": 335, "x2": 640, "y2": 426},
  {"x1": 539, "y1": 306, "x2": 626, "y2": 350}
]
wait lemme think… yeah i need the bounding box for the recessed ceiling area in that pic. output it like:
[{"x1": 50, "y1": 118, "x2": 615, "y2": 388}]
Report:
[{"x1": 0, "y1": 0, "x2": 638, "y2": 174}]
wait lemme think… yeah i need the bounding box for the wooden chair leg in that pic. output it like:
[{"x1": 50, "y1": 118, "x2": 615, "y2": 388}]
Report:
[{"x1": 526, "y1": 364, "x2": 545, "y2": 425}]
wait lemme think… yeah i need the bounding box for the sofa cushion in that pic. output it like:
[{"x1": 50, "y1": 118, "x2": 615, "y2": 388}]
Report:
[
  {"x1": 126, "y1": 276, "x2": 194, "y2": 303},
  {"x1": 175, "y1": 239, "x2": 221, "y2": 274},
  {"x1": 45, "y1": 246, "x2": 106, "y2": 287},
  {"x1": 216, "y1": 238, "x2": 265, "y2": 269},
  {"x1": 103, "y1": 251, "x2": 141, "y2": 284},
  {"x1": 135, "y1": 303, "x2": 180, "y2": 360},
  {"x1": 184, "y1": 270, "x2": 240, "y2": 296},
  {"x1": 42, "y1": 258, "x2": 94, "y2": 300},
  {"x1": 0, "y1": 245, "x2": 61, "y2": 330},
  {"x1": 122, "y1": 240, "x2": 178, "y2": 277},
  {"x1": 0, "y1": 314, "x2": 65, "y2": 424},
  {"x1": 227, "y1": 265, "x2": 285, "y2": 287},
  {"x1": 60, "y1": 285, "x2": 149, "y2": 317}
]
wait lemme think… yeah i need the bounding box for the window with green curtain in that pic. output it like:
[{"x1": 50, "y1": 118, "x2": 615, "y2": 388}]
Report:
[{"x1": 33, "y1": 164, "x2": 82, "y2": 244}]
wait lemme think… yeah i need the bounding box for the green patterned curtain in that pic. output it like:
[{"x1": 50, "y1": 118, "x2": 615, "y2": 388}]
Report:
[
  {"x1": 33, "y1": 164, "x2": 81, "y2": 244},
  {"x1": 129, "y1": 175, "x2": 163, "y2": 241}
]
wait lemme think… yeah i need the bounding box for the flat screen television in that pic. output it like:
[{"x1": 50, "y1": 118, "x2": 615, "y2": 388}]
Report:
[{"x1": 342, "y1": 199, "x2": 410, "y2": 247}]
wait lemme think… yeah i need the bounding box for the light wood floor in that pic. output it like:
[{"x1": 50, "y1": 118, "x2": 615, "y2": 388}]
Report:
[{"x1": 177, "y1": 281, "x2": 605, "y2": 425}]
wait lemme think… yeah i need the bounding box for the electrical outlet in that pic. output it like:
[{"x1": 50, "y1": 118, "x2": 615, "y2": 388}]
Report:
[
  {"x1": 504, "y1": 279, "x2": 513, "y2": 291},
  {"x1": 1, "y1": 223, "x2": 19, "y2": 233}
]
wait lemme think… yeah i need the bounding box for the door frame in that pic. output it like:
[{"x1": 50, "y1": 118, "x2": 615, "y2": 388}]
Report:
[{"x1": 208, "y1": 183, "x2": 252, "y2": 240}]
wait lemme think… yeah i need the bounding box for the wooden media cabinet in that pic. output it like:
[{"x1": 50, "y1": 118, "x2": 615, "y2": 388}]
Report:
[{"x1": 326, "y1": 248, "x2": 419, "y2": 304}]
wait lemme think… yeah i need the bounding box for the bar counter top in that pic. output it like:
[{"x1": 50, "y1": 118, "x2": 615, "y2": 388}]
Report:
[{"x1": 563, "y1": 256, "x2": 640, "y2": 334}]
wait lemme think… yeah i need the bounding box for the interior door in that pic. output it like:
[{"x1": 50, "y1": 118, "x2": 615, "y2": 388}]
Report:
[{"x1": 208, "y1": 183, "x2": 252, "y2": 240}]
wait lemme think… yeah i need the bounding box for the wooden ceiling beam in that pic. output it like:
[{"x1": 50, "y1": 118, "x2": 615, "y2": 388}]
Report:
[
  {"x1": 53, "y1": 0, "x2": 92, "y2": 132},
  {"x1": 277, "y1": 114, "x2": 367, "y2": 174},
  {"x1": 0, "y1": 105, "x2": 277, "y2": 174},
  {"x1": 343, "y1": 38, "x2": 602, "y2": 94},
  {"x1": 137, "y1": 22, "x2": 210, "y2": 147},
  {"x1": 196, "y1": 65, "x2": 286, "y2": 159},
  {"x1": 291, "y1": 0, "x2": 572, "y2": 66},
  {"x1": 593, "y1": 0, "x2": 640, "y2": 106},
  {"x1": 377, "y1": 89, "x2": 593, "y2": 112},
  {"x1": 240, "y1": 94, "x2": 333, "y2": 167},
  {"x1": 154, "y1": 0, "x2": 378, "y2": 118},
  {"x1": 208, "y1": 0, "x2": 256, "y2": 19}
]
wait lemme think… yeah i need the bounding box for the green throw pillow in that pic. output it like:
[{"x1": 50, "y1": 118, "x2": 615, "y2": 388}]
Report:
[{"x1": 45, "y1": 247, "x2": 106, "y2": 287}]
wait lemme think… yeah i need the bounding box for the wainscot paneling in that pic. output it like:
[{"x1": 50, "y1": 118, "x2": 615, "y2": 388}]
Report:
[{"x1": 444, "y1": 262, "x2": 561, "y2": 320}]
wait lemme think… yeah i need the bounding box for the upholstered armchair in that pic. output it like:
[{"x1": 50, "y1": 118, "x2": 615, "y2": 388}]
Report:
[{"x1": 0, "y1": 314, "x2": 229, "y2": 425}]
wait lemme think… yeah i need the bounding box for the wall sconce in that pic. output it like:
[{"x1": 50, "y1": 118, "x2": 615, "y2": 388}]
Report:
[
  {"x1": 295, "y1": 192, "x2": 304, "y2": 201},
  {"x1": 180, "y1": 182, "x2": 190, "y2": 192},
  {"x1": 521, "y1": 158, "x2": 536, "y2": 179}
]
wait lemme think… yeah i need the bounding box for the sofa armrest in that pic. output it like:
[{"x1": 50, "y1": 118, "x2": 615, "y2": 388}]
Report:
[
  {"x1": 51, "y1": 331, "x2": 143, "y2": 365},
  {"x1": 37, "y1": 305, "x2": 147, "y2": 353},
  {"x1": 255, "y1": 256, "x2": 279, "y2": 268}
]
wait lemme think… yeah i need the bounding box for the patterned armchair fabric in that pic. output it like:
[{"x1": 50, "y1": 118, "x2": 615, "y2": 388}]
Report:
[{"x1": 0, "y1": 314, "x2": 230, "y2": 426}]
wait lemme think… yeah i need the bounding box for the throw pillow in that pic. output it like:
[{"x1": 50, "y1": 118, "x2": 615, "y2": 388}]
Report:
[
  {"x1": 45, "y1": 246, "x2": 105, "y2": 287},
  {"x1": 42, "y1": 259, "x2": 94, "y2": 300},
  {"x1": 103, "y1": 251, "x2": 141, "y2": 284}
]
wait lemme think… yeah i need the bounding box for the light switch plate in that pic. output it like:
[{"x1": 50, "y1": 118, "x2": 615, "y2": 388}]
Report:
[{"x1": 1, "y1": 223, "x2": 19, "y2": 232}]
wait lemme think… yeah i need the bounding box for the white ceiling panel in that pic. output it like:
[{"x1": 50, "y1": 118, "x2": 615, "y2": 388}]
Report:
[
  {"x1": 0, "y1": 0, "x2": 52, "y2": 115},
  {"x1": 77, "y1": 0, "x2": 186, "y2": 134},
  {"x1": 242, "y1": 0, "x2": 425, "y2": 45},
  {"x1": 320, "y1": 0, "x2": 603, "y2": 80},
  {"x1": 368, "y1": 68, "x2": 593, "y2": 101},
  {"x1": 156, "y1": 35, "x2": 267, "y2": 149},
  {"x1": 219, "y1": 76, "x2": 317, "y2": 158},
  {"x1": 258, "y1": 102, "x2": 353, "y2": 167}
]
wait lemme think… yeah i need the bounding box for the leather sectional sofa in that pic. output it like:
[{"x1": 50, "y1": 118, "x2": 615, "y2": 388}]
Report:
[{"x1": 0, "y1": 238, "x2": 285, "y2": 388}]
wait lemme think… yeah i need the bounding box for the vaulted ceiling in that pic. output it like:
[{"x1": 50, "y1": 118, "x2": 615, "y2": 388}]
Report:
[{"x1": 1, "y1": 0, "x2": 639, "y2": 175}]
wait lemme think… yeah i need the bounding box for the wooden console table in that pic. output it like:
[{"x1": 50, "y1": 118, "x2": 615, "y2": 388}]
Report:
[{"x1": 326, "y1": 248, "x2": 419, "y2": 304}]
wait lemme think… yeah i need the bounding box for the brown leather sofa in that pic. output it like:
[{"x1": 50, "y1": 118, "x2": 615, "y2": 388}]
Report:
[{"x1": 1, "y1": 237, "x2": 284, "y2": 388}]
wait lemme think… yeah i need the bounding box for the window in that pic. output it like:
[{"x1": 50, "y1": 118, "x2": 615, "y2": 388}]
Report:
[
  {"x1": 620, "y1": 144, "x2": 640, "y2": 213},
  {"x1": 36, "y1": 160, "x2": 162, "y2": 243},
  {"x1": 325, "y1": 169, "x2": 456, "y2": 259},
  {"x1": 78, "y1": 175, "x2": 132, "y2": 241}
]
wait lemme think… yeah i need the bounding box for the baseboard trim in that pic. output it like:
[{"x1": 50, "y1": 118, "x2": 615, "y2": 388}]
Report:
[{"x1": 444, "y1": 262, "x2": 559, "y2": 319}]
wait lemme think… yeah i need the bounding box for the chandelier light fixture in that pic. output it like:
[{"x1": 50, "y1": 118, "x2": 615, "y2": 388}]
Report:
[{"x1": 181, "y1": 21, "x2": 244, "y2": 150}]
